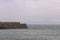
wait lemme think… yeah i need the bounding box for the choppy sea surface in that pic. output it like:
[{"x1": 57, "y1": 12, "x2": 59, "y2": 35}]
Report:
[
  {"x1": 0, "y1": 24, "x2": 60, "y2": 40},
  {"x1": 27, "y1": 24, "x2": 60, "y2": 30}
]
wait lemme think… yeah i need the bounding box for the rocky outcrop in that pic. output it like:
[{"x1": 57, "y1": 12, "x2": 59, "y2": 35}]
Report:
[{"x1": 0, "y1": 22, "x2": 28, "y2": 29}]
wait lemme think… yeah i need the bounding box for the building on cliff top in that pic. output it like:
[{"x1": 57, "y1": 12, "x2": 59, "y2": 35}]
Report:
[{"x1": 0, "y1": 22, "x2": 28, "y2": 29}]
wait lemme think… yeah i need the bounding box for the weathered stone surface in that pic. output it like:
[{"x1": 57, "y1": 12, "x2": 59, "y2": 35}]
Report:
[{"x1": 0, "y1": 22, "x2": 27, "y2": 29}]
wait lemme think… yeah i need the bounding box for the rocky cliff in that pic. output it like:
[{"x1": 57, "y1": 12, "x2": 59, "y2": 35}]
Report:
[{"x1": 0, "y1": 22, "x2": 27, "y2": 29}]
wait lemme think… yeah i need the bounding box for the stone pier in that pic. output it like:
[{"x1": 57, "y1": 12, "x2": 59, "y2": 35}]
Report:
[{"x1": 0, "y1": 22, "x2": 28, "y2": 29}]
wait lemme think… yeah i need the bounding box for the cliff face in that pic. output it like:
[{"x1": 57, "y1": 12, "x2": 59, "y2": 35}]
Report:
[{"x1": 0, "y1": 22, "x2": 28, "y2": 29}]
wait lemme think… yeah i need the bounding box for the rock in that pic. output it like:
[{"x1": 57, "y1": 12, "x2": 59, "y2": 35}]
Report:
[{"x1": 0, "y1": 22, "x2": 28, "y2": 29}]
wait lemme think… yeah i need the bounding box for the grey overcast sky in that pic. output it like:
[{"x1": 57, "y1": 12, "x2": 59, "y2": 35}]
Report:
[{"x1": 0, "y1": 0, "x2": 59, "y2": 24}]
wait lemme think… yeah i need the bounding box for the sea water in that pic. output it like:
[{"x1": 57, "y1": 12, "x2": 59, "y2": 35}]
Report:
[{"x1": 0, "y1": 25, "x2": 60, "y2": 40}]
